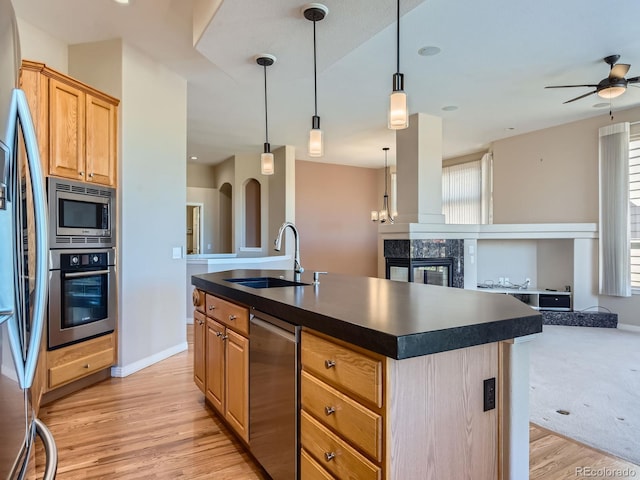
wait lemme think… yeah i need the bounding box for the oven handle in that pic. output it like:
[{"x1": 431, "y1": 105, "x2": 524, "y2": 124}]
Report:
[{"x1": 63, "y1": 269, "x2": 111, "y2": 278}]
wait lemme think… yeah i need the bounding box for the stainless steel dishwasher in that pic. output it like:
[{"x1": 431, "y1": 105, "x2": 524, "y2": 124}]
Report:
[{"x1": 249, "y1": 310, "x2": 300, "y2": 480}]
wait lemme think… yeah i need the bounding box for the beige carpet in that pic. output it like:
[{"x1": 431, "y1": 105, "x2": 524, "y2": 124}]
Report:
[{"x1": 529, "y1": 325, "x2": 640, "y2": 465}]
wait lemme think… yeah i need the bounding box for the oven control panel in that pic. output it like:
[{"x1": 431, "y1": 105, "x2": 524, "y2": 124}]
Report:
[{"x1": 61, "y1": 252, "x2": 108, "y2": 269}]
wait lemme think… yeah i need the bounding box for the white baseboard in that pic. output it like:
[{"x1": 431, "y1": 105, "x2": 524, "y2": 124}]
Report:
[
  {"x1": 617, "y1": 323, "x2": 640, "y2": 333},
  {"x1": 186, "y1": 316, "x2": 194, "y2": 325},
  {"x1": 111, "y1": 342, "x2": 188, "y2": 378}
]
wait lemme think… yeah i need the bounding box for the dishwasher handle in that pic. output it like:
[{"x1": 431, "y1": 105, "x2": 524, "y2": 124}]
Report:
[{"x1": 250, "y1": 313, "x2": 299, "y2": 342}]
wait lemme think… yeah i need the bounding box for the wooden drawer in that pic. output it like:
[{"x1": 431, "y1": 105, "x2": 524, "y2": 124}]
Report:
[
  {"x1": 192, "y1": 288, "x2": 205, "y2": 313},
  {"x1": 205, "y1": 293, "x2": 249, "y2": 336},
  {"x1": 301, "y1": 448, "x2": 336, "y2": 480},
  {"x1": 301, "y1": 410, "x2": 381, "y2": 480},
  {"x1": 301, "y1": 371, "x2": 383, "y2": 462},
  {"x1": 47, "y1": 334, "x2": 115, "y2": 389},
  {"x1": 301, "y1": 331, "x2": 383, "y2": 408}
]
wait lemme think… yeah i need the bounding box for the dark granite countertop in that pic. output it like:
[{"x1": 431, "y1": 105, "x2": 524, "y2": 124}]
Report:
[{"x1": 191, "y1": 269, "x2": 542, "y2": 360}]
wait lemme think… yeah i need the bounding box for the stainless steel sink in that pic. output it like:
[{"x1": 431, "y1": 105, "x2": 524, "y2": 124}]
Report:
[{"x1": 224, "y1": 277, "x2": 309, "y2": 288}]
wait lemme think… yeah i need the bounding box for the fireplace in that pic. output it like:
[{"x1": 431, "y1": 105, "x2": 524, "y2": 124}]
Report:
[
  {"x1": 383, "y1": 239, "x2": 464, "y2": 288},
  {"x1": 386, "y1": 257, "x2": 454, "y2": 287}
]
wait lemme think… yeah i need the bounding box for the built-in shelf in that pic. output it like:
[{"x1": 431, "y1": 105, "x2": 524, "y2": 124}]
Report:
[{"x1": 477, "y1": 287, "x2": 572, "y2": 312}]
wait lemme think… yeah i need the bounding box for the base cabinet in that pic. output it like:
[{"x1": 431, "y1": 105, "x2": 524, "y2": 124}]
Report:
[
  {"x1": 300, "y1": 329, "x2": 499, "y2": 480},
  {"x1": 193, "y1": 289, "x2": 249, "y2": 443}
]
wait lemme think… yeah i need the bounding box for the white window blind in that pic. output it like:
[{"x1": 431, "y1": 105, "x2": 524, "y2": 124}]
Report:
[
  {"x1": 442, "y1": 153, "x2": 492, "y2": 224},
  {"x1": 630, "y1": 123, "x2": 640, "y2": 289}
]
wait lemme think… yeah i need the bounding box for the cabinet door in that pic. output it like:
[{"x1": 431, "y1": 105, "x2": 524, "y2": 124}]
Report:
[
  {"x1": 193, "y1": 311, "x2": 206, "y2": 394},
  {"x1": 49, "y1": 78, "x2": 85, "y2": 181},
  {"x1": 225, "y1": 329, "x2": 249, "y2": 443},
  {"x1": 85, "y1": 94, "x2": 117, "y2": 186},
  {"x1": 206, "y1": 318, "x2": 225, "y2": 414}
]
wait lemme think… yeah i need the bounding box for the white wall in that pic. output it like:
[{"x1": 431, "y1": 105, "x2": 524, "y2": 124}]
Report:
[
  {"x1": 118, "y1": 44, "x2": 187, "y2": 373},
  {"x1": 16, "y1": 18, "x2": 67, "y2": 72}
]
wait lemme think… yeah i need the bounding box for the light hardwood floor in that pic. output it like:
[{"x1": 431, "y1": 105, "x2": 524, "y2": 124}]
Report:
[{"x1": 35, "y1": 333, "x2": 639, "y2": 479}]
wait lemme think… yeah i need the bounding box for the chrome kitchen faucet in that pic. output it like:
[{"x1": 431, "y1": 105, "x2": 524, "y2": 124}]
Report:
[{"x1": 274, "y1": 221, "x2": 304, "y2": 280}]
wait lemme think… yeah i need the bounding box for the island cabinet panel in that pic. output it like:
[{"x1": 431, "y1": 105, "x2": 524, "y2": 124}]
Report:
[
  {"x1": 193, "y1": 311, "x2": 206, "y2": 394},
  {"x1": 386, "y1": 342, "x2": 499, "y2": 480},
  {"x1": 195, "y1": 289, "x2": 250, "y2": 444}
]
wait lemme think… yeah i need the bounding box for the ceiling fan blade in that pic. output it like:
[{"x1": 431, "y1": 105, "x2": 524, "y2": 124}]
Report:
[
  {"x1": 545, "y1": 84, "x2": 598, "y2": 89},
  {"x1": 610, "y1": 63, "x2": 630, "y2": 79},
  {"x1": 626, "y1": 76, "x2": 640, "y2": 83},
  {"x1": 563, "y1": 90, "x2": 597, "y2": 104}
]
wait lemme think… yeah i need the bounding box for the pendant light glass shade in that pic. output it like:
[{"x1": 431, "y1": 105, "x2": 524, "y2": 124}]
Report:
[
  {"x1": 371, "y1": 147, "x2": 394, "y2": 223},
  {"x1": 309, "y1": 115, "x2": 323, "y2": 157},
  {"x1": 389, "y1": 89, "x2": 408, "y2": 129},
  {"x1": 261, "y1": 143, "x2": 274, "y2": 175},
  {"x1": 597, "y1": 86, "x2": 626, "y2": 99},
  {"x1": 388, "y1": 0, "x2": 408, "y2": 130}
]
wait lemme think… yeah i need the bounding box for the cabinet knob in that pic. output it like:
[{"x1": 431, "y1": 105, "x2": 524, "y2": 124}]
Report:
[
  {"x1": 228, "y1": 314, "x2": 236, "y2": 321},
  {"x1": 216, "y1": 332, "x2": 222, "y2": 337},
  {"x1": 324, "y1": 406, "x2": 335, "y2": 416},
  {"x1": 79, "y1": 171, "x2": 84, "y2": 176},
  {"x1": 221, "y1": 335, "x2": 228, "y2": 341},
  {"x1": 84, "y1": 364, "x2": 90, "y2": 369},
  {"x1": 89, "y1": 173, "x2": 94, "y2": 178},
  {"x1": 325, "y1": 360, "x2": 336, "y2": 369},
  {"x1": 208, "y1": 305, "x2": 215, "y2": 311},
  {"x1": 324, "y1": 452, "x2": 336, "y2": 462}
]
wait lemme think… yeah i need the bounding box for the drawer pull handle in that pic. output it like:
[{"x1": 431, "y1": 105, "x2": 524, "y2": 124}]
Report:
[
  {"x1": 84, "y1": 364, "x2": 90, "y2": 369},
  {"x1": 221, "y1": 335, "x2": 228, "y2": 341},
  {"x1": 208, "y1": 305, "x2": 215, "y2": 310},
  {"x1": 216, "y1": 332, "x2": 222, "y2": 337},
  {"x1": 325, "y1": 360, "x2": 336, "y2": 369},
  {"x1": 228, "y1": 314, "x2": 236, "y2": 321},
  {"x1": 324, "y1": 452, "x2": 336, "y2": 462},
  {"x1": 324, "y1": 406, "x2": 335, "y2": 416}
]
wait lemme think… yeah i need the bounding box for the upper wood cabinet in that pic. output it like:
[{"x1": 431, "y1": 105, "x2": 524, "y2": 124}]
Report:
[{"x1": 20, "y1": 60, "x2": 119, "y2": 187}]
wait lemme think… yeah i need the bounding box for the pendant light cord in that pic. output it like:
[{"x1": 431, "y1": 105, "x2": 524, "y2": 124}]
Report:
[
  {"x1": 263, "y1": 64, "x2": 269, "y2": 144},
  {"x1": 396, "y1": 0, "x2": 400, "y2": 74},
  {"x1": 313, "y1": 19, "x2": 318, "y2": 117}
]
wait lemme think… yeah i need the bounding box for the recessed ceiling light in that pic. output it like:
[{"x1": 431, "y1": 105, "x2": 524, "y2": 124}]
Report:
[
  {"x1": 441, "y1": 105, "x2": 458, "y2": 112},
  {"x1": 113, "y1": 0, "x2": 130, "y2": 5},
  {"x1": 189, "y1": 156, "x2": 198, "y2": 160},
  {"x1": 418, "y1": 46, "x2": 441, "y2": 57},
  {"x1": 593, "y1": 103, "x2": 609, "y2": 108},
  {"x1": 505, "y1": 127, "x2": 515, "y2": 131}
]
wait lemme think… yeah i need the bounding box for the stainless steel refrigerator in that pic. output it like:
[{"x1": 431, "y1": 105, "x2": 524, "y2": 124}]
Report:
[{"x1": 0, "y1": 0, "x2": 57, "y2": 478}]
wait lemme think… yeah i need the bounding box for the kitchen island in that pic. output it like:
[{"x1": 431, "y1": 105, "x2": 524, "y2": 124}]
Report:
[{"x1": 192, "y1": 269, "x2": 542, "y2": 480}]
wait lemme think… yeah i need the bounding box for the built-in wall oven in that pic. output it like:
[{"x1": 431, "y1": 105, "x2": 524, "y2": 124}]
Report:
[{"x1": 48, "y1": 248, "x2": 116, "y2": 350}]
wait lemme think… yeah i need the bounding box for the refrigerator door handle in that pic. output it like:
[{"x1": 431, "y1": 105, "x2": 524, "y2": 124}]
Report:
[
  {"x1": 10, "y1": 88, "x2": 48, "y2": 390},
  {"x1": 34, "y1": 418, "x2": 58, "y2": 480}
]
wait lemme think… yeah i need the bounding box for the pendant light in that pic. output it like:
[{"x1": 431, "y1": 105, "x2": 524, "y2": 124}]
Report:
[
  {"x1": 371, "y1": 147, "x2": 394, "y2": 223},
  {"x1": 388, "y1": 0, "x2": 408, "y2": 129},
  {"x1": 256, "y1": 54, "x2": 276, "y2": 175},
  {"x1": 303, "y1": 3, "x2": 328, "y2": 157}
]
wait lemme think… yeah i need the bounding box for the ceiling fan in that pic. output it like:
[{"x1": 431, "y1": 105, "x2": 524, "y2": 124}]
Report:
[{"x1": 546, "y1": 55, "x2": 640, "y2": 104}]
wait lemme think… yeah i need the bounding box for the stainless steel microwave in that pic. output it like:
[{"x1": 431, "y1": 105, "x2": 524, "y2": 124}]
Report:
[{"x1": 48, "y1": 177, "x2": 115, "y2": 249}]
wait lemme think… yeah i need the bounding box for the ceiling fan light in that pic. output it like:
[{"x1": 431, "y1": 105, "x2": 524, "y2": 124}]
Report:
[
  {"x1": 598, "y1": 86, "x2": 626, "y2": 99},
  {"x1": 389, "y1": 90, "x2": 408, "y2": 129}
]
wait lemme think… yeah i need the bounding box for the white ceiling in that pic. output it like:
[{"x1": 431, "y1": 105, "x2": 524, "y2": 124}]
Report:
[{"x1": 12, "y1": 0, "x2": 640, "y2": 168}]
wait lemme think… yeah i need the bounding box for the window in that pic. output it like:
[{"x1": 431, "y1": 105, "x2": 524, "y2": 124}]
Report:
[
  {"x1": 442, "y1": 153, "x2": 492, "y2": 224},
  {"x1": 630, "y1": 124, "x2": 640, "y2": 289}
]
